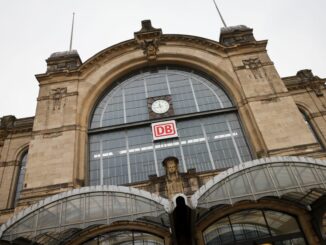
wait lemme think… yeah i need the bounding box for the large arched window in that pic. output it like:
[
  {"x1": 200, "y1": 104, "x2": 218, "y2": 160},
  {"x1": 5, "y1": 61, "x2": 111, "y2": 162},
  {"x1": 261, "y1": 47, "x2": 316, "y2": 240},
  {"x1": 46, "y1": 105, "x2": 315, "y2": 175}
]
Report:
[
  {"x1": 89, "y1": 66, "x2": 252, "y2": 185},
  {"x1": 13, "y1": 150, "x2": 28, "y2": 206},
  {"x1": 203, "y1": 209, "x2": 306, "y2": 244}
]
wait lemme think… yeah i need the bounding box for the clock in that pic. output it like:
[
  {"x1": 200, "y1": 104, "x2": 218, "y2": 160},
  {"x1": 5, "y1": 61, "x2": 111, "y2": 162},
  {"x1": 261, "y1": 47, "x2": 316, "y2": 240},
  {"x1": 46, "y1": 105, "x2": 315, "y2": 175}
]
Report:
[
  {"x1": 147, "y1": 95, "x2": 174, "y2": 119},
  {"x1": 151, "y1": 100, "x2": 170, "y2": 114}
]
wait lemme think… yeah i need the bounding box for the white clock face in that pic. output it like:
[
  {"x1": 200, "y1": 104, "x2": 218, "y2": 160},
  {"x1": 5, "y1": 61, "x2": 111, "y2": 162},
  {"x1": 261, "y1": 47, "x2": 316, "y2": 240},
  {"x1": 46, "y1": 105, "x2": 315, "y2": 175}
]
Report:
[{"x1": 151, "y1": 100, "x2": 170, "y2": 114}]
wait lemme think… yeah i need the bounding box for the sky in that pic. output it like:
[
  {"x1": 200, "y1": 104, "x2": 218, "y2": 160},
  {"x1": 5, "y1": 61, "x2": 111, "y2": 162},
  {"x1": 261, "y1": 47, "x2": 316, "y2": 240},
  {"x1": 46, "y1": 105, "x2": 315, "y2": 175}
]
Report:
[{"x1": 0, "y1": 0, "x2": 325, "y2": 118}]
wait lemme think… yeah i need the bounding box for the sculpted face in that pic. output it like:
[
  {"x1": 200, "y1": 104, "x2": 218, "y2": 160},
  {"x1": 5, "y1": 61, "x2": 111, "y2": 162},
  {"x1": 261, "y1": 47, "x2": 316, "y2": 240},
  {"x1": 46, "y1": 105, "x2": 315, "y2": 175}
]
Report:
[{"x1": 166, "y1": 160, "x2": 177, "y2": 174}]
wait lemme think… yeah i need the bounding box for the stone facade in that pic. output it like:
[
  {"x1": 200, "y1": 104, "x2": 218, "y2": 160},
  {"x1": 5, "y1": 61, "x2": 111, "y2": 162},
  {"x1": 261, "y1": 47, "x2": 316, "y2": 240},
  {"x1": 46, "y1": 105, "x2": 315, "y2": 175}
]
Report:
[{"x1": 0, "y1": 21, "x2": 326, "y2": 244}]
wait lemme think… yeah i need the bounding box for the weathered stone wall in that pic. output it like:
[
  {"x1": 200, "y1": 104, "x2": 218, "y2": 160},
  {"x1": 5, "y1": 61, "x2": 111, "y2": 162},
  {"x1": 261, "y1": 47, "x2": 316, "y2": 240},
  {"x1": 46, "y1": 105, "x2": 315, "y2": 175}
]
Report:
[{"x1": 0, "y1": 117, "x2": 33, "y2": 211}]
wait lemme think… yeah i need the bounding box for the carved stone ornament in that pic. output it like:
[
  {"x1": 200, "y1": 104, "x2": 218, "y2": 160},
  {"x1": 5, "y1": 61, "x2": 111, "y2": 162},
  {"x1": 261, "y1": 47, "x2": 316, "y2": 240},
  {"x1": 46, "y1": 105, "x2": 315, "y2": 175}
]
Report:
[
  {"x1": 297, "y1": 70, "x2": 323, "y2": 96},
  {"x1": 162, "y1": 156, "x2": 184, "y2": 199},
  {"x1": 50, "y1": 87, "x2": 67, "y2": 110},
  {"x1": 243, "y1": 58, "x2": 264, "y2": 79},
  {"x1": 0, "y1": 115, "x2": 16, "y2": 146},
  {"x1": 134, "y1": 20, "x2": 162, "y2": 61}
]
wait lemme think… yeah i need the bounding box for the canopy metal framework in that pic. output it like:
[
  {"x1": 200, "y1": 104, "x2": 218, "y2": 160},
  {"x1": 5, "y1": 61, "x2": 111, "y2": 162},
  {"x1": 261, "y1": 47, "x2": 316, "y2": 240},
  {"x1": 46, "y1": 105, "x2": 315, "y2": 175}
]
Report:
[
  {"x1": 1, "y1": 156, "x2": 326, "y2": 244},
  {"x1": 192, "y1": 156, "x2": 326, "y2": 209},
  {"x1": 0, "y1": 186, "x2": 170, "y2": 244}
]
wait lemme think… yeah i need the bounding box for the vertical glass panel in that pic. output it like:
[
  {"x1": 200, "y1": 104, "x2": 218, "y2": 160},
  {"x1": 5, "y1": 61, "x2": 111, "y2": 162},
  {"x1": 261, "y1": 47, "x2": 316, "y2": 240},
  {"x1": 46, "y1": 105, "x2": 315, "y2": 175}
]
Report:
[
  {"x1": 15, "y1": 213, "x2": 37, "y2": 234},
  {"x1": 63, "y1": 196, "x2": 84, "y2": 225},
  {"x1": 168, "y1": 73, "x2": 197, "y2": 114},
  {"x1": 203, "y1": 114, "x2": 250, "y2": 169},
  {"x1": 294, "y1": 165, "x2": 318, "y2": 186},
  {"x1": 14, "y1": 151, "x2": 28, "y2": 206},
  {"x1": 227, "y1": 174, "x2": 251, "y2": 197},
  {"x1": 272, "y1": 165, "x2": 297, "y2": 188},
  {"x1": 177, "y1": 119, "x2": 211, "y2": 172},
  {"x1": 249, "y1": 168, "x2": 274, "y2": 193},
  {"x1": 85, "y1": 194, "x2": 107, "y2": 221},
  {"x1": 147, "y1": 73, "x2": 169, "y2": 97},
  {"x1": 37, "y1": 203, "x2": 60, "y2": 229},
  {"x1": 124, "y1": 78, "x2": 148, "y2": 123},
  {"x1": 110, "y1": 194, "x2": 130, "y2": 217},
  {"x1": 128, "y1": 127, "x2": 156, "y2": 183},
  {"x1": 264, "y1": 210, "x2": 300, "y2": 235}
]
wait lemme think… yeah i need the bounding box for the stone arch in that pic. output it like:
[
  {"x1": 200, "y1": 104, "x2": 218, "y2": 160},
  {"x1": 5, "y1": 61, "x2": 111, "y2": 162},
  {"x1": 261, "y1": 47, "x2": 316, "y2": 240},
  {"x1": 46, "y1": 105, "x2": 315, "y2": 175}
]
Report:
[
  {"x1": 77, "y1": 36, "x2": 244, "y2": 129},
  {"x1": 74, "y1": 36, "x2": 251, "y2": 185},
  {"x1": 13, "y1": 143, "x2": 29, "y2": 163}
]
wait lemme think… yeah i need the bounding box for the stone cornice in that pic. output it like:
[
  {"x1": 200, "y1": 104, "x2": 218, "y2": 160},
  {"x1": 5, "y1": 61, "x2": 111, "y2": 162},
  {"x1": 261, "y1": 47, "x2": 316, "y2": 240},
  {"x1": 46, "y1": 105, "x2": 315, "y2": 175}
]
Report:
[
  {"x1": 35, "y1": 32, "x2": 268, "y2": 80},
  {"x1": 0, "y1": 116, "x2": 34, "y2": 145},
  {"x1": 282, "y1": 70, "x2": 326, "y2": 96}
]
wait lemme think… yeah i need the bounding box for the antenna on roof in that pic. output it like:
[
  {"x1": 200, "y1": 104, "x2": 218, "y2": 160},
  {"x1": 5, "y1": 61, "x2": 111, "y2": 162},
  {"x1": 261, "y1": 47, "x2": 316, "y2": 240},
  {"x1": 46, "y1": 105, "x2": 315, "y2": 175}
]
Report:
[
  {"x1": 69, "y1": 12, "x2": 75, "y2": 51},
  {"x1": 212, "y1": 0, "x2": 227, "y2": 28}
]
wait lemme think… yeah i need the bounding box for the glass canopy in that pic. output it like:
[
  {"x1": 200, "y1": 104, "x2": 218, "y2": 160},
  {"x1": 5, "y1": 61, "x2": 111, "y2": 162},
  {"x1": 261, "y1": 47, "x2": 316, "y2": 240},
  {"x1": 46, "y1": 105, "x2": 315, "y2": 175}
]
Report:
[
  {"x1": 192, "y1": 156, "x2": 326, "y2": 209},
  {"x1": 0, "y1": 186, "x2": 170, "y2": 244}
]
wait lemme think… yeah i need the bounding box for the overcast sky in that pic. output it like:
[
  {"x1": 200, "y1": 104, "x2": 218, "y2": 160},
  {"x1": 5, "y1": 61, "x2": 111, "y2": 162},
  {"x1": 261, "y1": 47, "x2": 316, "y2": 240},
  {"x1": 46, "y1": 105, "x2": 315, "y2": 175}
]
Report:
[{"x1": 1, "y1": 0, "x2": 325, "y2": 118}]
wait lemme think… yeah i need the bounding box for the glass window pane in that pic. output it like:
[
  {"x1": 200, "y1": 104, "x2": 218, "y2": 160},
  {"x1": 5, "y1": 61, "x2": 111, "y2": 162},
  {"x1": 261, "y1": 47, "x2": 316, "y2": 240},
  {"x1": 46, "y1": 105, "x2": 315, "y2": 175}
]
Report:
[
  {"x1": 264, "y1": 210, "x2": 300, "y2": 236},
  {"x1": 90, "y1": 67, "x2": 234, "y2": 128},
  {"x1": 203, "y1": 217, "x2": 234, "y2": 245},
  {"x1": 229, "y1": 210, "x2": 269, "y2": 241},
  {"x1": 14, "y1": 151, "x2": 28, "y2": 206}
]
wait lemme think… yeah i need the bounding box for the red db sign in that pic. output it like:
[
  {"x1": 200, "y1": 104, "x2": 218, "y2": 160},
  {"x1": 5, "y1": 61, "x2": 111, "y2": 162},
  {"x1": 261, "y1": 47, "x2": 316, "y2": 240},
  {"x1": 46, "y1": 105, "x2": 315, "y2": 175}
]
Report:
[{"x1": 152, "y1": 120, "x2": 178, "y2": 140}]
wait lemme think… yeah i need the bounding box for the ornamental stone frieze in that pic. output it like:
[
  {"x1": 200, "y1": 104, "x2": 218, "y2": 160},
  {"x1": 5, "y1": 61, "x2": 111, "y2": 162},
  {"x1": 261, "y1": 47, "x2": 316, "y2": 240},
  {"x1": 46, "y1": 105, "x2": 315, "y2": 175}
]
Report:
[
  {"x1": 134, "y1": 20, "x2": 162, "y2": 61},
  {"x1": 50, "y1": 87, "x2": 67, "y2": 110}
]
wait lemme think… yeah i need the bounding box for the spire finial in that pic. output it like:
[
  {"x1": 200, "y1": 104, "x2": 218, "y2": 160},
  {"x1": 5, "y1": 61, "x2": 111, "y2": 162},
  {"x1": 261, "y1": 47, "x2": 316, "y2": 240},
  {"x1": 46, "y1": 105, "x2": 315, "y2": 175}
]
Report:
[
  {"x1": 212, "y1": 0, "x2": 227, "y2": 28},
  {"x1": 69, "y1": 12, "x2": 75, "y2": 51}
]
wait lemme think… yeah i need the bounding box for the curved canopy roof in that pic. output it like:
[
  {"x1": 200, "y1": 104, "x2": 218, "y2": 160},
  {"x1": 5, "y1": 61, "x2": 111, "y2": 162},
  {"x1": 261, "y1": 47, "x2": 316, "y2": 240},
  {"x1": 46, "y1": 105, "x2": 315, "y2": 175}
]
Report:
[
  {"x1": 191, "y1": 156, "x2": 326, "y2": 209},
  {"x1": 1, "y1": 156, "x2": 326, "y2": 244},
  {"x1": 0, "y1": 185, "x2": 170, "y2": 244}
]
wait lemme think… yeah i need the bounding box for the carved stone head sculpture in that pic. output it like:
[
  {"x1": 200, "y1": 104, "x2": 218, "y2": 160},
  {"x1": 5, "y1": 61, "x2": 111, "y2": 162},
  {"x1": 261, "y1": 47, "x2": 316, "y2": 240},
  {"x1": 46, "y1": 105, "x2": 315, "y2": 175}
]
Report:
[
  {"x1": 162, "y1": 156, "x2": 184, "y2": 198},
  {"x1": 162, "y1": 156, "x2": 179, "y2": 181}
]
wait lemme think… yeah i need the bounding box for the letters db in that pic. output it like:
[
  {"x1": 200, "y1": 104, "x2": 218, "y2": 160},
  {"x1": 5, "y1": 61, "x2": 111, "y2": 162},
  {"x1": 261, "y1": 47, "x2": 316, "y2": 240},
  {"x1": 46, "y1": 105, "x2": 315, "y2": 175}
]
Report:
[{"x1": 151, "y1": 120, "x2": 178, "y2": 141}]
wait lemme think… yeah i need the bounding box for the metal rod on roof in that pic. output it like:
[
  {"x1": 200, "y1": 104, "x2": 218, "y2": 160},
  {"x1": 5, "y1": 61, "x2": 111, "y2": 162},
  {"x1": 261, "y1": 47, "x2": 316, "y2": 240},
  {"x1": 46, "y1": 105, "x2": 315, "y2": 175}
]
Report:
[
  {"x1": 69, "y1": 12, "x2": 75, "y2": 51},
  {"x1": 212, "y1": 0, "x2": 227, "y2": 28}
]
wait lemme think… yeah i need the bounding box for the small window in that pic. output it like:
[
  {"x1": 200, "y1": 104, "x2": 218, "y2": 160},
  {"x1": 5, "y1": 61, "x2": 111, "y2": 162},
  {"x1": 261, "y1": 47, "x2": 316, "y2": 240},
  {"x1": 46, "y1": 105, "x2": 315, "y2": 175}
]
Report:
[
  {"x1": 14, "y1": 151, "x2": 28, "y2": 206},
  {"x1": 300, "y1": 109, "x2": 323, "y2": 147}
]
